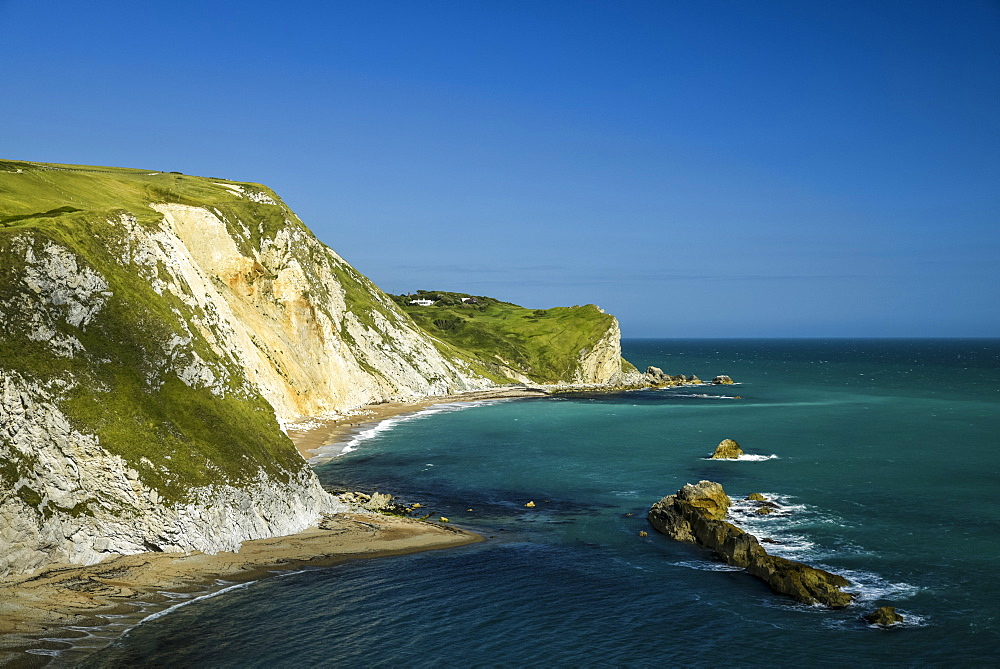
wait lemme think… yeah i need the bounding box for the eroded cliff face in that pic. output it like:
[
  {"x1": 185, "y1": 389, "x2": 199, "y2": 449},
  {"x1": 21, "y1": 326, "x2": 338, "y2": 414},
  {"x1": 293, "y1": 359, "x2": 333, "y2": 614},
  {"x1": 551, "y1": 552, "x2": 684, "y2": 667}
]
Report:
[
  {"x1": 141, "y1": 202, "x2": 494, "y2": 421},
  {"x1": 0, "y1": 162, "x2": 632, "y2": 578},
  {"x1": 573, "y1": 314, "x2": 630, "y2": 384},
  {"x1": 0, "y1": 367, "x2": 336, "y2": 577}
]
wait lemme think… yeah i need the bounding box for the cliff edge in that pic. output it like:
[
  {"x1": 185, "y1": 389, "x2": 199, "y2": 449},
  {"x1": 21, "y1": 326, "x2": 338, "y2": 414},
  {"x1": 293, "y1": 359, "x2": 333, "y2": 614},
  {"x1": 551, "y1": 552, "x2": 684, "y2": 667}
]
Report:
[{"x1": 0, "y1": 160, "x2": 633, "y2": 578}]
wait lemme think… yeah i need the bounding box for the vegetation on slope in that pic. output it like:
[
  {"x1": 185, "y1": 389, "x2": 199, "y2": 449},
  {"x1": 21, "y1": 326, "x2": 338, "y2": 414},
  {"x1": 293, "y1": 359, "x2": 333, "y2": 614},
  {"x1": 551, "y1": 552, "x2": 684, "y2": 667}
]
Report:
[
  {"x1": 391, "y1": 290, "x2": 617, "y2": 383},
  {"x1": 0, "y1": 161, "x2": 314, "y2": 504}
]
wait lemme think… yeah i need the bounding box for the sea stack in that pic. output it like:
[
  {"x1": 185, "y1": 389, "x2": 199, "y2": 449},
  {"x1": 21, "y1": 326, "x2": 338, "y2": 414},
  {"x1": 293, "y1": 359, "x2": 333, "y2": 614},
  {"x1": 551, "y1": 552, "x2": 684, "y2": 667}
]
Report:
[
  {"x1": 864, "y1": 606, "x2": 905, "y2": 627},
  {"x1": 647, "y1": 481, "x2": 854, "y2": 608},
  {"x1": 711, "y1": 439, "x2": 745, "y2": 459}
]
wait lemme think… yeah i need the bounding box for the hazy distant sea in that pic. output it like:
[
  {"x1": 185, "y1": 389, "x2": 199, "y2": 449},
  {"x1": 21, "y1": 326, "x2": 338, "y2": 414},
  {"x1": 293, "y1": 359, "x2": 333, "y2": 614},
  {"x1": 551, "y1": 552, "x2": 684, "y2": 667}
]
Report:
[{"x1": 84, "y1": 339, "x2": 1000, "y2": 666}]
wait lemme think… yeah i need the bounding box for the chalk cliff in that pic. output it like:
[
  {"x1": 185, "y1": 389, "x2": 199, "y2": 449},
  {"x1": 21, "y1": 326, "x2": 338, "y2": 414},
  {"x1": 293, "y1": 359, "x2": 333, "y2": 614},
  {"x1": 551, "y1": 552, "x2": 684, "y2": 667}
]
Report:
[{"x1": 0, "y1": 161, "x2": 633, "y2": 578}]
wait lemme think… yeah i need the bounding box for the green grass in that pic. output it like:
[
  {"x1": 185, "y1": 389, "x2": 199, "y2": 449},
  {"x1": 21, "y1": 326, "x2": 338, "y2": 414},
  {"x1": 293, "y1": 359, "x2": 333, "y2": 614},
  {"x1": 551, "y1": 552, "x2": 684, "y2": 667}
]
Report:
[
  {"x1": 0, "y1": 159, "x2": 626, "y2": 521},
  {"x1": 394, "y1": 291, "x2": 617, "y2": 383},
  {"x1": 0, "y1": 159, "x2": 297, "y2": 256},
  {"x1": 0, "y1": 160, "x2": 313, "y2": 508}
]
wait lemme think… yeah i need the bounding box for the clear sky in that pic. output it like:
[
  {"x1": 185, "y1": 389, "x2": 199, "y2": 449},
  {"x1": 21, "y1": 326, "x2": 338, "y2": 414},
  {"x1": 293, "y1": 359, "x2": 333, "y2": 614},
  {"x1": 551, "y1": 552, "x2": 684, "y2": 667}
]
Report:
[{"x1": 3, "y1": 0, "x2": 998, "y2": 337}]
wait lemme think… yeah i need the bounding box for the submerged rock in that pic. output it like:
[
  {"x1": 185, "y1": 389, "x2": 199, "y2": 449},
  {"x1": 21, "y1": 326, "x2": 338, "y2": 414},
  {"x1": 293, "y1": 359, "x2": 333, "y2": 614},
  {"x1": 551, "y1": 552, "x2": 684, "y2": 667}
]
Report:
[
  {"x1": 711, "y1": 439, "x2": 745, "y2": 459},
  {"x1": 647, "y1": 481, "x2": 854, "y2": 608},
  {"x1": 712, "y1": 375, "x2": 735, "y2": 385},
  {"x1": 864, "y1": 606, "x2": 904, "y2": 626}
]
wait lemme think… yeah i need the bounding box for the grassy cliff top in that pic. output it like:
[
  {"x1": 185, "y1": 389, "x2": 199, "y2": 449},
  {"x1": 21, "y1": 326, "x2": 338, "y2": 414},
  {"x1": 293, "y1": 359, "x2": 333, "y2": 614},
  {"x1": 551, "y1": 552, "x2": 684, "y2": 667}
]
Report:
[
  {"x1": 0, "y1": 160, "x2": 314, "y2": 504},
  {"x1": 1, "y1": 159, "x2": 259, "y2": 217},
  {"x1": 0, "y1": 159, "x2": 294, "y2": 253},
  {"x1": 390, "y1": 291, "x2": 617, "y2": 383}
]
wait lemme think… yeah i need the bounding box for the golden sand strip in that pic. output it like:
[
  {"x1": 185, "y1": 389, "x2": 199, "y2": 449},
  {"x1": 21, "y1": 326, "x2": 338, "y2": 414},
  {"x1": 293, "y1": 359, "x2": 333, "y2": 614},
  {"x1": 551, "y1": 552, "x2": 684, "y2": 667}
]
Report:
[
  {"x1": 287, "y1": 386, "x2": 550, "y2": 461},
  {"x1": 0, "y1": 387, "x2": 546, "y2": 664},
  {"x1": 0, "y1": 513, "x2": 480, "y2": 665}
]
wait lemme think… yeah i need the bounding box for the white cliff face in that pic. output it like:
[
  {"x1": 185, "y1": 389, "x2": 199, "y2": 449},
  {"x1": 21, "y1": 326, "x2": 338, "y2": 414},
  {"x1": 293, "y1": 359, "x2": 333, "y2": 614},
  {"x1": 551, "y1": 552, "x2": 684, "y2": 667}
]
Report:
[
  {"x1": 573, "y1": 316, "x2": 627, "y2": 384},
  {"x1": 141, "y1": 203, "x2": 493, "y2": 422},
  {"x1": 0, "y1": 224, "x2": 351, "y2": 578},
  {"x1": 0, "y1": 177, "x2": 628, "y2": 580},
  {"x1": 0, "y1": 192, "x2": 497, "y2": 578},
  {"x1": 0, "y1": 367, "x2": 341, "y2": 579}
]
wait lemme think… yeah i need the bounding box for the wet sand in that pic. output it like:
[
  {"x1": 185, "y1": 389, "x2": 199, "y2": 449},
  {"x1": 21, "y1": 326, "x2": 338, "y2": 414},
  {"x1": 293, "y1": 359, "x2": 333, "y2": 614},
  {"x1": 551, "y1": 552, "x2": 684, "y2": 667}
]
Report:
[
  {"x1": 287, "y1": 386, "x2": 551, "y2": 461},
  {"x1": 0, "y1": 387, "x2": 552, "y2": 665},
  {"x1": 0, "y1": 513, "x2": 480, "y2": 665}
]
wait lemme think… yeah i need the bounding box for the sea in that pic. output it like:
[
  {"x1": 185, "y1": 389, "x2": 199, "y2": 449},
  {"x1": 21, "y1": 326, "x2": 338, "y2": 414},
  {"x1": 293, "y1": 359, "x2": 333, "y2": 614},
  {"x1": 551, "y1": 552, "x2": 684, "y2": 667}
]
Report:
[{"x1": 78, "y1": 339, "x2": 999, "y2": 667}]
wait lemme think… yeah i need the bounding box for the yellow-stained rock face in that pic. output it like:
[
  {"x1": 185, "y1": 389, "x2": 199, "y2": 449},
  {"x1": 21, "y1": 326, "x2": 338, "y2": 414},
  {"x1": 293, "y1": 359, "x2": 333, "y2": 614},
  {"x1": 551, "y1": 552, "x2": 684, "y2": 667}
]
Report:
[
  {"x1": 710, "y1": 439, "x2": 744, "y2": 459},
  {"x1": 574, "y1": 315, "x2": 626, "y2": 384},
  {"x1": 149, "y1": 203, "x2": 492, "y2": 423},
  {"x1": 0, "y1": 161, "x2": 636, "y2": 579}
]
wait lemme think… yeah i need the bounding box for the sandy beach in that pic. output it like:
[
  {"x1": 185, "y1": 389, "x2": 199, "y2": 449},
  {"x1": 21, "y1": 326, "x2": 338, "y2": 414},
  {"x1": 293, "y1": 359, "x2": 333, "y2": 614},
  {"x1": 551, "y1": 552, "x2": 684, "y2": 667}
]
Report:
[
  {"x1": 0, "y1": 387, "x2": 552, "y2": 666},
  {"x1": 287, "y1": 386, "x2": 551, "y2": 461},
  {"x1": 0, "y1": 513, "x2": 481, "y2": 665}
]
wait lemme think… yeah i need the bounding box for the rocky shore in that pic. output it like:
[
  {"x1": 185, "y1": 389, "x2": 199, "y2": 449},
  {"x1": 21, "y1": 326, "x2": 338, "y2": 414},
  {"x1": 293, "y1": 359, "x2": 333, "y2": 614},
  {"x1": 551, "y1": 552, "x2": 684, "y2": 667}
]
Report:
[{"x1": 648, "y1": 481, "x2": 854, "y2": 608}]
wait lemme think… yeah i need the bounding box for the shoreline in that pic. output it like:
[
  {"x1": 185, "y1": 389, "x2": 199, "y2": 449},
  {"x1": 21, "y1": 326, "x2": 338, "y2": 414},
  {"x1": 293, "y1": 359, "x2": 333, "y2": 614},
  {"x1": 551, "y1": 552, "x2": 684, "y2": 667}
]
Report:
[
  {"x1": 0, "y1": 380, "x2": 701, "y2": 664},
  {"x1": 286, "y1": 386, "x2": 552, "y2": 462},
  {"x1": 286, "y1": 381, "x2": 725, "y2": 462},
  {"x1": 0, "y1": 386, "x2": 547, "y2": 665},
  {"x1": 0, "y1": 513, "x2": 481, "y2": 665}
]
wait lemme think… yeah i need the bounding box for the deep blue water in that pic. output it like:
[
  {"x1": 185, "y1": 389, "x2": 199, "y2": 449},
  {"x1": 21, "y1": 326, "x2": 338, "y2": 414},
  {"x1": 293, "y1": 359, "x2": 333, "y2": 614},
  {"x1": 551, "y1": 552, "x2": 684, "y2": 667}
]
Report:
[{"x1": 84, "y1": 339, "x2": 1000, "y2": 666}]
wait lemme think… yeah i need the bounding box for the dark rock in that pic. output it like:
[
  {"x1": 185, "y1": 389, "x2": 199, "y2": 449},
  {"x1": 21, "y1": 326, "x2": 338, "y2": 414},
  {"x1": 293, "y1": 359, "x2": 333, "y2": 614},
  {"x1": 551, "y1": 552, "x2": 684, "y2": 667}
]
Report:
[
  {"x1": 648, "y1": 481, "x2": 854, "y2": 608},
  {"x1": 711, "y1": 439, "x2": 744, "y2": 459},
  {"x1": 712, "y1": 375, "x2": 735, "y2": 385},
  {"x1": 755, "y1": 506, "x2": 775, "y2": 515},
  {"x1": 761, "y1": 537, "x2": 782, "y2": 544},
  {"x1": 864, "y1": 606, "x2": 904, "y2": 626},
  {"x1": 644, "y1": 366, "x2": 674, "y2": 386}
]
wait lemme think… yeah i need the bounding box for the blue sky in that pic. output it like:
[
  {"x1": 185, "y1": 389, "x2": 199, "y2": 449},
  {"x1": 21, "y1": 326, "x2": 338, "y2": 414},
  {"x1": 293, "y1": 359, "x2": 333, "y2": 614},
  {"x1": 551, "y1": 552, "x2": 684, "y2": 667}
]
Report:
[{"x1": 3, "y1": 0, "x2": 998, "y2": 337}]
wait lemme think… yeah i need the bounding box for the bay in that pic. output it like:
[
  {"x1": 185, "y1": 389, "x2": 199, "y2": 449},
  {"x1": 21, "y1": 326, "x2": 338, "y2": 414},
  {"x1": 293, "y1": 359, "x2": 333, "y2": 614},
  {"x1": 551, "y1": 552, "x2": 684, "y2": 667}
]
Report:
[{"x1": 86, "y1": 339, "x2": 1000, "y2": 666}]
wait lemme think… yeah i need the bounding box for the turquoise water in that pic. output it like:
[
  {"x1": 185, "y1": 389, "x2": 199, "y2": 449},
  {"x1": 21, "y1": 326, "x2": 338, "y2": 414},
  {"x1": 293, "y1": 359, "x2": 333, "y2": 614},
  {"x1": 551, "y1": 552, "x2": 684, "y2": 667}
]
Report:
[{"x1": 85, "y1": 339, "x2": 1000, "y2": 666}]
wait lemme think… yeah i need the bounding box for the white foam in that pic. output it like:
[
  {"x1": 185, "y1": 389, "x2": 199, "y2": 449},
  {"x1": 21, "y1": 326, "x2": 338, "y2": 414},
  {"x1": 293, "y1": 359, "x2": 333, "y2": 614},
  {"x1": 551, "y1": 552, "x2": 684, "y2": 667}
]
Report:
[
  {"x1": 308, "y1": 399, "x2": 513, "y2": 462},
  {"x1": 730, "y1": 491, "x2": 923, "y2": 619},
  {"x1": 701, "y1": 454, "x2": 779, "y2": 461},
  {"x1": 837, "y1": 568, "x2": 922, "y2": 604},
  {"x1": 669, "y1": 559, "x2": 744, "y2": 572},
  {"x1": 135, "y1": 580, "x2": 252, "y2": 627}
]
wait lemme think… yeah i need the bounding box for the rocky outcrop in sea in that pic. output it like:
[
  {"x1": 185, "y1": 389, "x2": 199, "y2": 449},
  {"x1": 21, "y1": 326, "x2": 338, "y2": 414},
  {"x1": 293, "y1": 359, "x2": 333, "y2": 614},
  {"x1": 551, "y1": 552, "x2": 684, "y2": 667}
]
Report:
[
  {"x1": 644, "y1": 367, "x2": 729, "y2": 388},
  {"x1": 710, "y1": 439, "x2": 744, "y2": 459},
  {"x1": 648, "y1": 481, "x2": 854, "y2": 608},
  {"x1": 864, "y1": 606, "x2": 905, "y2": 626}
]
